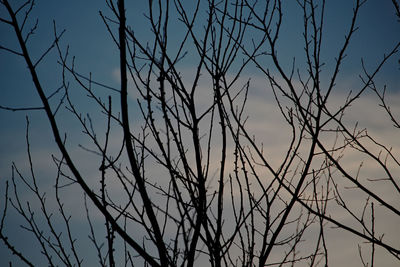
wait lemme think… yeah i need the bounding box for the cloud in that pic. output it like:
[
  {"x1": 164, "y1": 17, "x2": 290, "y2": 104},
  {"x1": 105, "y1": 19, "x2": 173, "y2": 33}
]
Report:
[{"x1": 1, "y1": 66, "x2": 400, "y2": 266}]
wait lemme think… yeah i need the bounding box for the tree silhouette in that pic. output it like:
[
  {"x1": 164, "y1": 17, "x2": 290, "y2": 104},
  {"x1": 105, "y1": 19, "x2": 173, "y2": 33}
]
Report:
[{"x1": 1, "y1": 0, "x2": 399, "y2": 266}]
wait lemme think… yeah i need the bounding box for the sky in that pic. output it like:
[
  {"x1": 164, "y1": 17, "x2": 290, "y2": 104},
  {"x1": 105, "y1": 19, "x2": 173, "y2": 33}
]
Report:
[{"x1": 0, "y1": 0, "x2": 400, "y2": 266}]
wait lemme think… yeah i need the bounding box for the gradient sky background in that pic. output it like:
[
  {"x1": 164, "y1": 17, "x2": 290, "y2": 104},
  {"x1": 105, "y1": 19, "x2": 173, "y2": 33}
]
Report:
[{"x1": 1, "y1": 0, "x2": 400, "y2": 266}]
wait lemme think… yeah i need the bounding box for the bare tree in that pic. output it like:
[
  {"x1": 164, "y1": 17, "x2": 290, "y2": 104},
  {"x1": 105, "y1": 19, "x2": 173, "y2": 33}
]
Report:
[{"x1": 1, "y1": 0, "x2": 399, "y2": 266}]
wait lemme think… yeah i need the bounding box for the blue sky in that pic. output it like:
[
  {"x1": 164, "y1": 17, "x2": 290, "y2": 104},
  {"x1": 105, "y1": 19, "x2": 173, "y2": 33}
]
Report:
[{"x1": 1, "y1": 0, "x2": 400, "y2": 266}]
